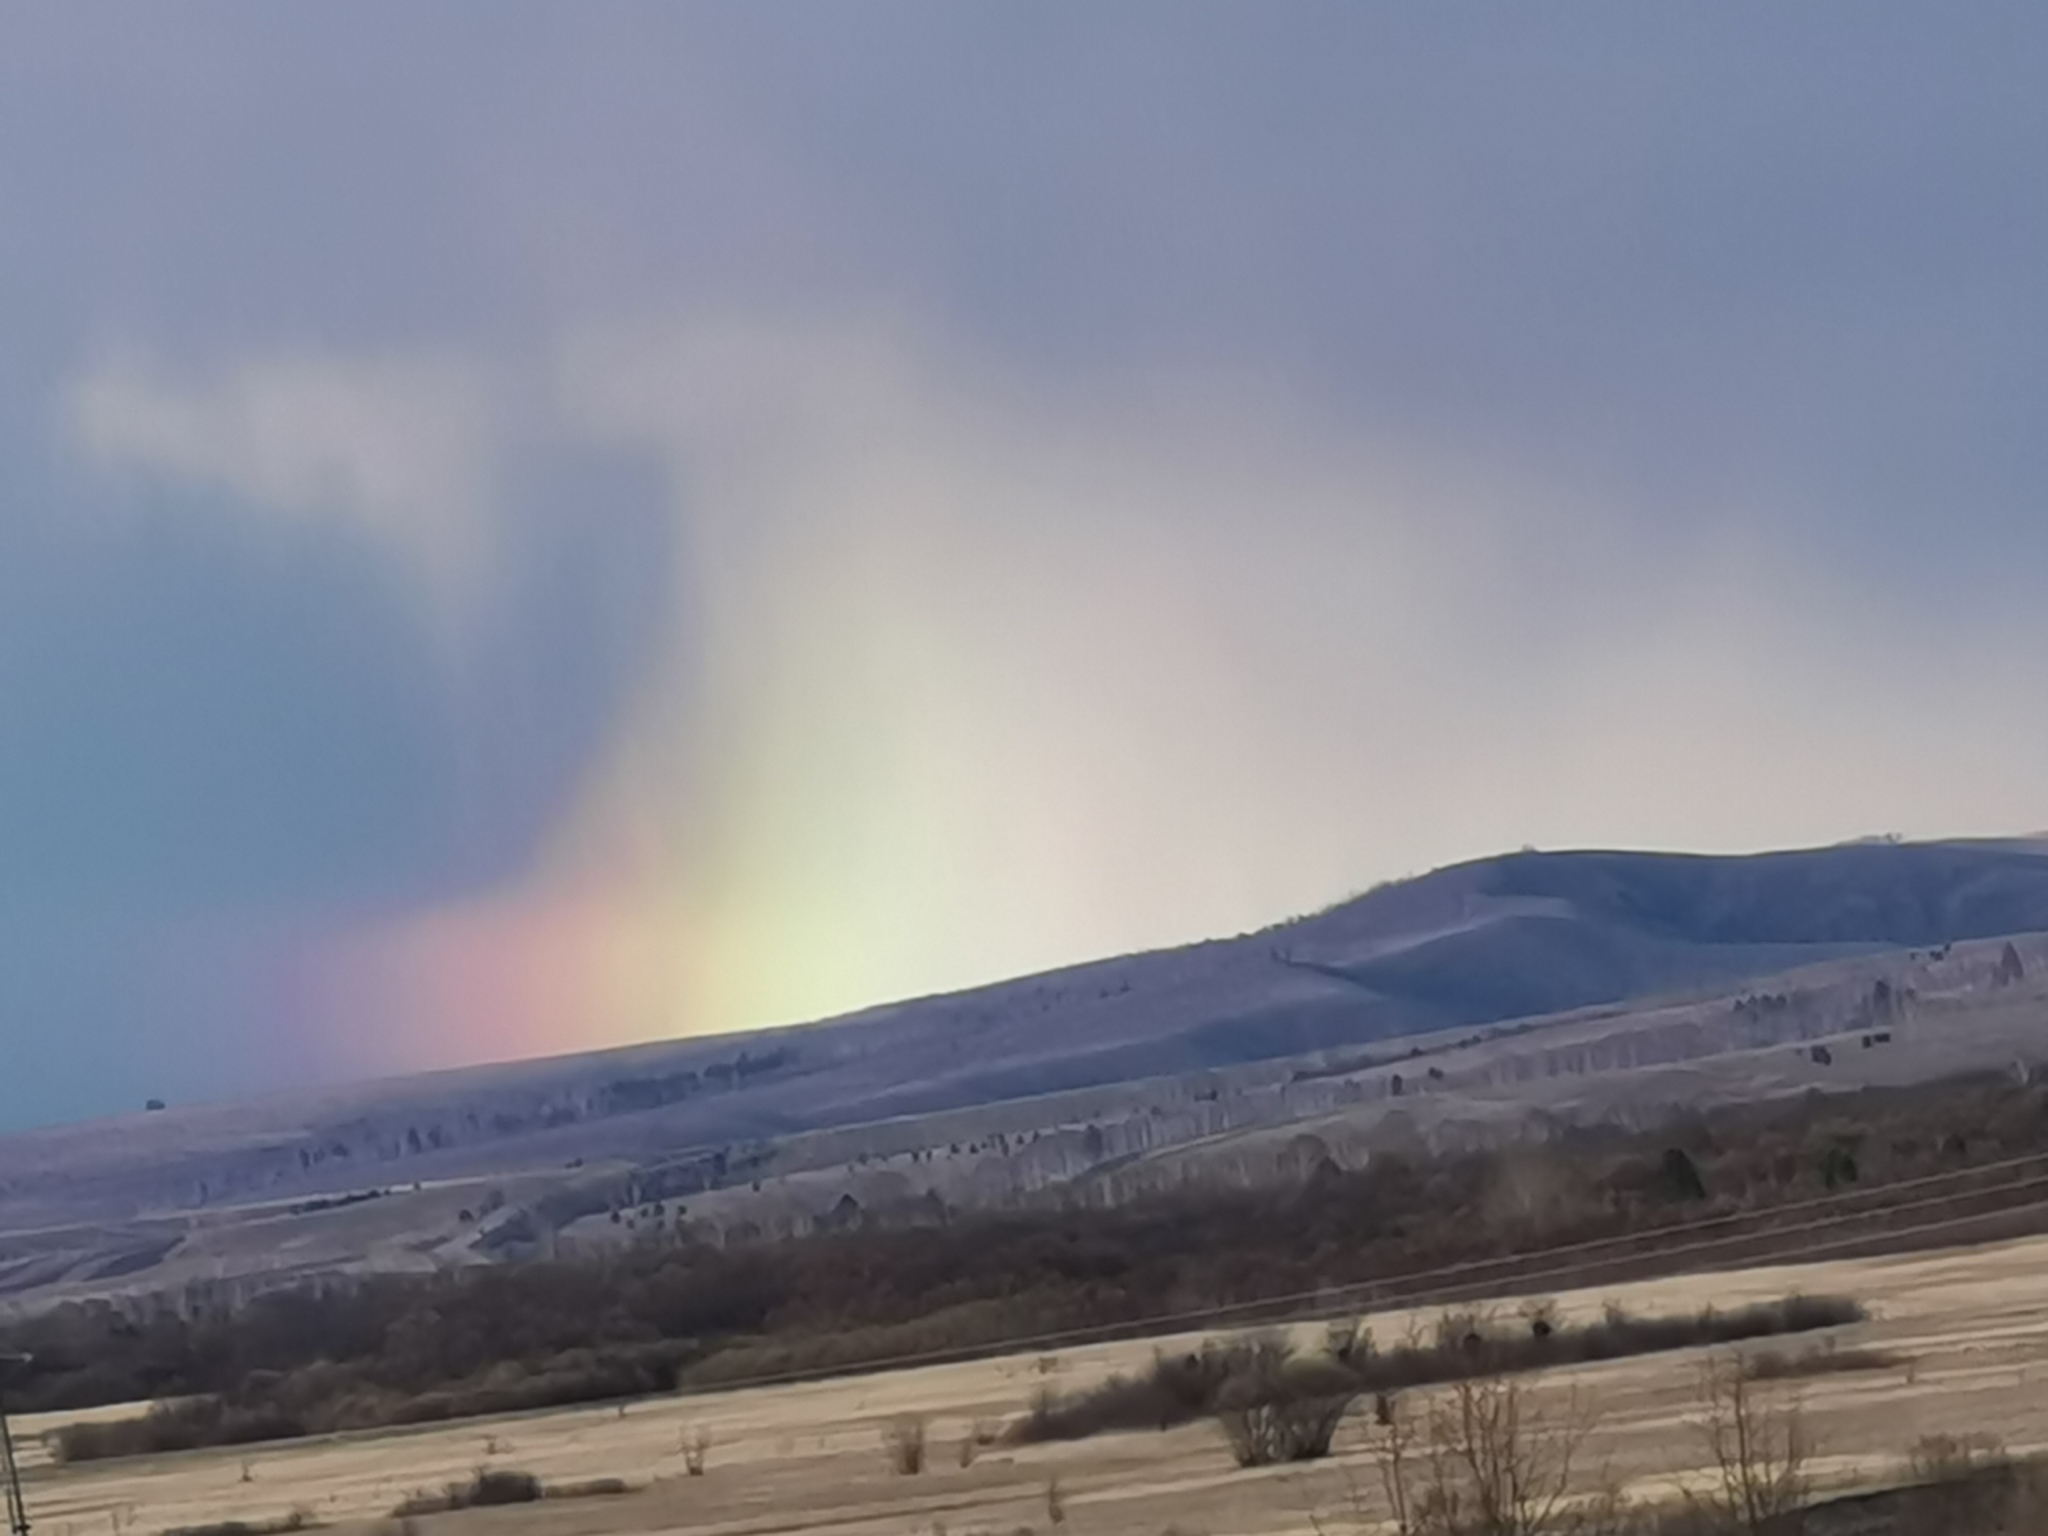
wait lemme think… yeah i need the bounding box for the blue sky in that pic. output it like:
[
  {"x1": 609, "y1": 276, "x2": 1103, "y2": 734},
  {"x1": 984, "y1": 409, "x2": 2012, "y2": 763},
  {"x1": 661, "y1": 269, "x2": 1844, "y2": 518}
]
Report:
[{"x1": 2, "y1": 4, "x2": 2047, "y2": 1128}]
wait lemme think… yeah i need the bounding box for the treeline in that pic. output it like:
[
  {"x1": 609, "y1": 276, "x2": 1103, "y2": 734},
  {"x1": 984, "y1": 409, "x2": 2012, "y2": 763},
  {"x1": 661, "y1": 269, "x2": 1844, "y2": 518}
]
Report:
[{"x1": 8, "y1": 1069, "x2": 2048, "y2": 1459}]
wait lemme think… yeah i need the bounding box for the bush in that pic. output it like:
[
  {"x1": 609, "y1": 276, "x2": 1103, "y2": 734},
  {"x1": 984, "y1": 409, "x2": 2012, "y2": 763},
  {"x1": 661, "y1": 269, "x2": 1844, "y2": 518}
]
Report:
[
  {"x1": 467, "y1": 1469, "x2": 543, "y2": 1506},
  {"x1": 1012, "y1": 1335, "x2": 1297, "y2": 1442},
  {"x1": 1909, "y1": 1433, "x2": 2009, "y2": 1484},
  {"x1": 882, "y1": 1415, "x2": 927, "y2": 1475},
  {"x1": 163, "y1": 1516, "x2": 315, "y2": 1536},
  {"x1": 1216, "y1": 1388, "x2": 1353, "y2": 1467},
  {"x1": 1008, "y1": 1296, "x2": 1863, "y2": 1447},
  {"x1": 1206, "y1": 1336, "x2": 1357, "y2": 1467},
  {"x1": 391, "y1": 1468, "x2": 543, "y2": 1516}
]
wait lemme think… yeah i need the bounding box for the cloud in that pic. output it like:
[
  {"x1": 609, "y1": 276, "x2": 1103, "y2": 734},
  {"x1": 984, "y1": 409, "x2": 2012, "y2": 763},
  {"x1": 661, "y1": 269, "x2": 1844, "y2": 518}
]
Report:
[
  {"x1": 52, "y1": 311, "x2": 2048, "y2": 1075},
  {"x1": 66, "y1": 350, "x2": 506, "y2": 602},
  {"x1": 368, "y1": 309, "x2": 2042, "y2": 1047}
]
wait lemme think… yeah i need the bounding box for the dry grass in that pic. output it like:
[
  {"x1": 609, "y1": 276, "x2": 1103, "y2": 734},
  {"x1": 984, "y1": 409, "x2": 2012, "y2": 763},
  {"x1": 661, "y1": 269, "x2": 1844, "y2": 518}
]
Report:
[
  {"x1": 542, "y1": 1478, "x2": 629, "y2": 1500},
  {"x1": 1739, "y1": 1343, "x2": 1900, "y2": 1382}
]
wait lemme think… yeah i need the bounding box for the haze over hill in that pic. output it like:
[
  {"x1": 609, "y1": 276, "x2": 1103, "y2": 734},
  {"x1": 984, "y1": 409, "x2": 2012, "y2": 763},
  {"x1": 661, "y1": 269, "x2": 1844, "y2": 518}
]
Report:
[{"x1": 6, "y1": 835, "x2": 2048, "y2": 1310}]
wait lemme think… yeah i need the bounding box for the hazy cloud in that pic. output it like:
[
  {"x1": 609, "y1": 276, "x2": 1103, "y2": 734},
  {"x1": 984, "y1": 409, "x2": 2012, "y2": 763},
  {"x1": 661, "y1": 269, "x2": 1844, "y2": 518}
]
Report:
[
  {"x1": 68, "y1": 351, "x2": 505, "y2": 602},
  {"x1": 294, "y1": 311, "x2": 2048, "y2": 1050}
]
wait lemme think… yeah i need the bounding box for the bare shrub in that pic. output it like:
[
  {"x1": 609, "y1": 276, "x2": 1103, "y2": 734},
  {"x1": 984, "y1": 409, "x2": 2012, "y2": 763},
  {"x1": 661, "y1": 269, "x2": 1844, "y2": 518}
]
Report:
[
  {"x1": 1327, "y1": 1317, "x2": 1373, "y2": 1364},
  {"x1": 680, "y1": 1425, "x2": 711, "y2": 1475},
  {"x1": 883, "y1": 1414, "x2": 928, "y2": 1475},
  {"x1": 1688, "y1": 1358, "x2": 1811, "y2": 1534},
  {"x1": 1354, "y1": 1378, "x2": 1625, "y2": 1536},
  {"x1": 1434, "y1": 1309, "x2": 1496, "y2": 1355},
  {"x1": 1211, "y1": 1337, "x2": 1357, "y2": 1467},
  {"x1": 1908, "y1": 1433, "x2": 2008, "y2": 1484},
  {"x1": 1217, "y1": 1390, "x2": 1353, "y2": 1468},
  {"x1": 1421, "y1": 1376, "x2": 1603, "y2": 1535},
  {"x1": 955, "y1": 1415, "x2": 1000, "y2": 1467},
  {"x1": 1371, "y1": 1394, "x2": 1421, "y2": 1535}
]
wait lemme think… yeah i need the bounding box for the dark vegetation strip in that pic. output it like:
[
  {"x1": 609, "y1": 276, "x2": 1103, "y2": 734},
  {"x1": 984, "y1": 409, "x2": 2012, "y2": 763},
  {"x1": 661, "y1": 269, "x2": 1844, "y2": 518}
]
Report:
[
  {"x1": 9, "y1": 1070, "x2": 2048, "y2": 1460},
  {"x1": 1009, "y1": 1294, "x2": 1865, "y2": 1444},
  {"x1": 507, "y1": 1177, "x2": 2041, "y2": 1402},
  {"x1": 164, "y1": 1517, "x2": 317, "y2": 1536}
]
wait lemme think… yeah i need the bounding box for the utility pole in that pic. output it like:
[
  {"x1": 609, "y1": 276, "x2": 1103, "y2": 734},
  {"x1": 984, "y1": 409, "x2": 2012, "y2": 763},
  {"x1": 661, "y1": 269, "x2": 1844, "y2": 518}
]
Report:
[{"x1": 0, "y1": 1352, "x2": 29, "y2": 1536}]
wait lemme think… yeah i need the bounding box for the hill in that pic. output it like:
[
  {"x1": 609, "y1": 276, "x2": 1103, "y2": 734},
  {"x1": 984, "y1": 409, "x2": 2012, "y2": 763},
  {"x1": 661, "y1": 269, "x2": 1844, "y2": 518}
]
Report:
[{"x1": 5, "y1": 835, "x2": 2048, "y2": 1310}]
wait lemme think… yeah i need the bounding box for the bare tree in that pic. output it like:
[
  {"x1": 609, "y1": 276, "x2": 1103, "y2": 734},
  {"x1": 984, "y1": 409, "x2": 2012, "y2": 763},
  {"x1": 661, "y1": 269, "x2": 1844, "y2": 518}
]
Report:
[
  {"x1": 1426, "y1": 1375, "x2": 1604, "y2": 1536},
  {"x1": 1351, "y1": 1377, "x2": 1623, "y2": 1536},
  {"x1": 1690, "y1": 1356, "x2": 1811, "y2": 1534},
  {"x1": 1376, "y1": 1391, "x2": 1420, "y2": 1535}
]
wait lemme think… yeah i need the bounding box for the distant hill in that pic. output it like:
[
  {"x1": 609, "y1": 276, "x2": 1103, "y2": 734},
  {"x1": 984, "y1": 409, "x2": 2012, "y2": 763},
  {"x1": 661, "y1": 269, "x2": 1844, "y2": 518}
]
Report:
[
  {"x1": 7, "y1": 835, "x2": 2048, "y2": 1296},
  {"x1": 833, "y1": 836, "x2": 2048, "y2": 1109},
  {"x1": 1264, "y1": 837, "x2": 2048, "y2": 1039}
]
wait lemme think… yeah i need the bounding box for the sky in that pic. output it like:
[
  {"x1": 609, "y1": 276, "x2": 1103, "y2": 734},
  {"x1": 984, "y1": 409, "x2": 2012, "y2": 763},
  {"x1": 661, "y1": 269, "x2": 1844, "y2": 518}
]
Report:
[{"x1": 3, "y1": 4, "x2": 2048, "y2": 1128}]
